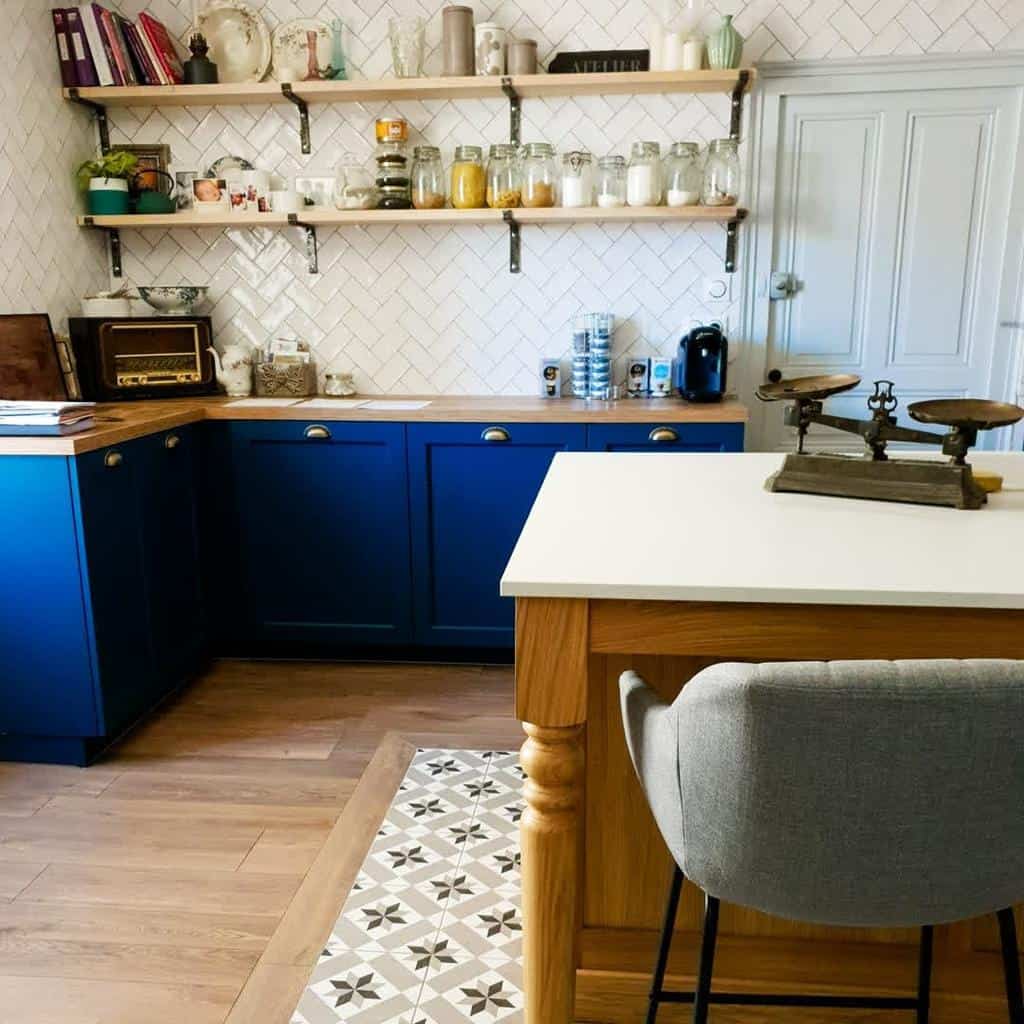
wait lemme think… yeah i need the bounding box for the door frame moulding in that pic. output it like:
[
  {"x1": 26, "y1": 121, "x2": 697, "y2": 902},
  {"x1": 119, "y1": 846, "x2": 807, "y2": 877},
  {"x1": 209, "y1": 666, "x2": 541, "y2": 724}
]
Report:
[{"x1": 737, "y1": 52, "x2": 1024, "y2": 452}]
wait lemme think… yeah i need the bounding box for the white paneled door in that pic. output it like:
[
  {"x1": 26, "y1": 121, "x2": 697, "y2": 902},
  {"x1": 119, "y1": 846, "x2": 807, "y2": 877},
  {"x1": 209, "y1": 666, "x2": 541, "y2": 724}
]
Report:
[{"x1": 753, "y1": 66, "x2": 1024, "y2": 451}]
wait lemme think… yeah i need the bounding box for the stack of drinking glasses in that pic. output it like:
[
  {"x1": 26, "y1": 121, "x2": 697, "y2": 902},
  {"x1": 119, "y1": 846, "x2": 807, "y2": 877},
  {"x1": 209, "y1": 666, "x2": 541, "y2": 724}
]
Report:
[{"x1": 571, "y1": 313, "x2": 615, "y2": 399}]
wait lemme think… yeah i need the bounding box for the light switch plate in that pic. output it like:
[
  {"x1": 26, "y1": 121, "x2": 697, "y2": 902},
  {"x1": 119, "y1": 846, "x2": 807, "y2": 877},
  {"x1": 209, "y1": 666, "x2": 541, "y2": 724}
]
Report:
[{"x1": 701, "y1": 275, "x2": 731, "y2": 303}]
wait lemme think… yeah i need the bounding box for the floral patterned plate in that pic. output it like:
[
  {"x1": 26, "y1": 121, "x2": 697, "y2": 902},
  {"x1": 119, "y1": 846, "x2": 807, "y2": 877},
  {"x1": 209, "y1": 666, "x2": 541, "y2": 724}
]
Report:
[
  {"x1": 197, "y1": 0, "x2": 271, "y2": 83},
  {"x1": 271, "y1": 18, "x2": 334, "y2": 82}
]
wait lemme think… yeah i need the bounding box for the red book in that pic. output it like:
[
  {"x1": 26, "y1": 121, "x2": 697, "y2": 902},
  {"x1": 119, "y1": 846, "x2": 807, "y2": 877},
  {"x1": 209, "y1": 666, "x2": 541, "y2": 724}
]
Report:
[
  {"x1": 138, "y1": 11, "x2": 184, "y2": 85},
  {"x1": 51, "y1": 9, "x2": 77, "y2": 87},
  {"x1": 99, "y1": 7, "x2": 136, "y2": 85}
]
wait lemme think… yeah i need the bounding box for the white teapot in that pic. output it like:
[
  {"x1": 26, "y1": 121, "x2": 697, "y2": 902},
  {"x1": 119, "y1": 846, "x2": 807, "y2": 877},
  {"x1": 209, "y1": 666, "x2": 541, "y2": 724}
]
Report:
[{"x1": 208, "y1": 344, "x2": 253, "y2": 397}]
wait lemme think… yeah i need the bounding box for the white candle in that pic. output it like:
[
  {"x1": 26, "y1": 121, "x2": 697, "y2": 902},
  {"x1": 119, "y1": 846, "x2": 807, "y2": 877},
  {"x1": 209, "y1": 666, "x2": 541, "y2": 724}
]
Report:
[
  {"x1": 682, "y1": 36, "x2": 704, "y2": 71},
  {"x1": 648, "y1": 18, "x2": 664, "y2": 71},
  {"x1": 662, "y1": 31, "x2": 685, "y2": 71}
]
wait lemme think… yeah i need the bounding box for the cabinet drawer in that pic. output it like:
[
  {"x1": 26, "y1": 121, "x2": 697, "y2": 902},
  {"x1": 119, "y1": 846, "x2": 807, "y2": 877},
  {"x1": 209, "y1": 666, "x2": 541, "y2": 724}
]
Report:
[
  {"x1": 408, "y1": 422, "x2": 586, "y2": 648},
  {"x1": 587, "y1": 421, "x2": 744, "y2": 452}
]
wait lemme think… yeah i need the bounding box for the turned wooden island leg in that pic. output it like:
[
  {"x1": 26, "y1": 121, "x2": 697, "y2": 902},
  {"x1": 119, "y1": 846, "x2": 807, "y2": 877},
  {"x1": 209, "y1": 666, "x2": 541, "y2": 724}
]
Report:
[
  {"x1": 520, "y1": 723, "x2": 585, "y2": 1024},
  {"x1": 514, "y1": 597, "x2": 590, "y2": 1024}
]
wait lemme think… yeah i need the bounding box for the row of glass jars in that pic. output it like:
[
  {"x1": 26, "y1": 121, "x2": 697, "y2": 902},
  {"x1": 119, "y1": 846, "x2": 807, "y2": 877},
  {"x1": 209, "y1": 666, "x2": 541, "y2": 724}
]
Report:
[{"x1": 405, "y1": 139, "x2": 740, "y2": 211}]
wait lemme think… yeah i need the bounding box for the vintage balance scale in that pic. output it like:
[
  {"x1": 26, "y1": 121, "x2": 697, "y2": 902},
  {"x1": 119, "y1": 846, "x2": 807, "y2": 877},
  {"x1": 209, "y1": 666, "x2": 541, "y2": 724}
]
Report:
[{"x1": 756, "y1": 374, "x2": 1024, "y2": 509}]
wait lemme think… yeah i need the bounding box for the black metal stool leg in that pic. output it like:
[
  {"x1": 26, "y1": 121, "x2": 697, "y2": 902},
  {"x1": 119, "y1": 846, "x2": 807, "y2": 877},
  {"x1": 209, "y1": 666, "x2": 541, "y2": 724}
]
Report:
[
  {"x1": 916, "y1": 924, "x2": 933, "y2": 1023},
  {"x1": 646, "y1": 866, "x2": 685, "y2": 1024},
  {"x1": 692, "y1": 893, "x2": 720, "y2": 1024},
  {"x1": 998, "y1": 908, "x2": 1024, "y2": 1024}
]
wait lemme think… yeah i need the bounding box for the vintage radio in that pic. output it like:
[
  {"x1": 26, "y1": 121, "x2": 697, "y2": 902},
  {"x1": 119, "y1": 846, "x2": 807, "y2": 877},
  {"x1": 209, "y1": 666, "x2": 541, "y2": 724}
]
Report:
[{"x1": 68, "y1": 317, "x2": 217, "y2": 401}]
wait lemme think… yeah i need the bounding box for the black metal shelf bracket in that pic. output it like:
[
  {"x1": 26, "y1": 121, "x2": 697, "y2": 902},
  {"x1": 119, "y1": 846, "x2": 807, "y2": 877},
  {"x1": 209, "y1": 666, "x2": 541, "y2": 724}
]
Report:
[
  {"x1": 503, "y1": 209, "x2": 522, "y2": 274},
  {"x1": 68, "y1": 87, "x2": 111, "y2": 154},
  {"x1": 83, "y1": 216, "x2": 122, "y2": 277},
  {"x1": 729, "y1": 69, "x2": 750, "y2": 142},
  {"x1": 281, "y1": 83, "x2": 311, "y2": 154},
  {"x1": 724, "y1": 210, "x2": 748, "y2": 274},
  {"x1": 501, "y1": 77, "x2": 521, "y2": 146},
  {"x1": 288, "y1": 213, "x2": 318, "y2": 273}
]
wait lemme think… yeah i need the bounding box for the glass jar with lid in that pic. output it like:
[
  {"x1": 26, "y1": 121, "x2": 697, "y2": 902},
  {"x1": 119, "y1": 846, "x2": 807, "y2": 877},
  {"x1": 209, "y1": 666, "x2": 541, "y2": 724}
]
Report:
[
  {"x1": 521, "y1": 142, "x2": 556, "y2": 208},
  {"x1": 374, "y1": 117, "x2": 411, "y2": 209},
  {"x1": 627, "y1": 141, "x2": 662, "y2": 206},
  {"x1": 560, "y1": 151, "x2": 593, "y2": 208},
  {"x1": 596, "y1": 155, "x2": 627, "y2": 208},
  {"x1": 411, "y1": 146, "x2": 445, "y2": 209},
  {"x1": 486, "y1": 143, "x2": 520, "y2": 208},
  {"x1": 663, "y1": 141, "x2": 702, "y2": 207},
  {"x1": 702, "y1": 138, "x2": 740, "y2": 206},
  {"x1": 334, "y1": 154, "x2": 376, "y2": 210},
  {"x1": 450, "y1": 145, "x2": 486, "y2": 208}
]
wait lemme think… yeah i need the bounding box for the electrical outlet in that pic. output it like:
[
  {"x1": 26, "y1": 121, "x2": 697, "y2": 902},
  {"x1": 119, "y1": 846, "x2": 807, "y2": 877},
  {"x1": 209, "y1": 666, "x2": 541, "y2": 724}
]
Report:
[{"x1": 701, "y1": 275, "x2": 732, "y2": 303}]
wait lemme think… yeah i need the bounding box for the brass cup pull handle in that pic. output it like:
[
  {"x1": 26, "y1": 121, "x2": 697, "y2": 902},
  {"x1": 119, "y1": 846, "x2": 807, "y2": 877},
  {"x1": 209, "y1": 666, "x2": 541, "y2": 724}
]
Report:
[
  {"x1": 481, "y1": 426, "x2": 510, "y2": 443},
  {"x1": 104, "y1": 450, "x2": 123, "y2": 468},
  {"x1": 649, "y1": 427, "x2": 679, "y2": 443},
  {"x1": 304, "y1": 424, "x2": 331, "y2": 440},
  {"x1": 164, "y1": 434, "x2": 181, "y2": 450}
]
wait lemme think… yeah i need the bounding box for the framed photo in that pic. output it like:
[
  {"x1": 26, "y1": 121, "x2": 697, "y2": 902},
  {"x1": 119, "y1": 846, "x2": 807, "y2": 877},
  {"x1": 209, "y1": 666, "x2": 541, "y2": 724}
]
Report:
[{"x1": 119, "y1": 143, "x2": 171, "y2": 192}]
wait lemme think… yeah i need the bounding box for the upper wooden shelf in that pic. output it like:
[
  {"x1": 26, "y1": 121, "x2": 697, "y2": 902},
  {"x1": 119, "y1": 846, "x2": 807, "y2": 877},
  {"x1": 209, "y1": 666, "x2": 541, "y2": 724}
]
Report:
[
  {"x1": 78, "y1": 205, "x2": 744, "y2": 229},
  {"x1": 63, "y1": 69, "x2": 756, "y2": 108}
]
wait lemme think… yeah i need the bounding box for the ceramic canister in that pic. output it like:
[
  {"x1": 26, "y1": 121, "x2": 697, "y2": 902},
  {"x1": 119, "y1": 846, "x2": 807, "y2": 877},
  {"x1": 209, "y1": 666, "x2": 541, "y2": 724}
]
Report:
[
  {"x1": 442, "y1": 5, "x2": 474, "y2": 76},
  {"x1": 475, "y1": 22, "x2": 506, "y2": 75},
  {"x1": 507, "y1": 38, "x2": 537, "y2": 75},
  {"x1": 707, "y1": 14, "x2": 744, "y2": 70}
]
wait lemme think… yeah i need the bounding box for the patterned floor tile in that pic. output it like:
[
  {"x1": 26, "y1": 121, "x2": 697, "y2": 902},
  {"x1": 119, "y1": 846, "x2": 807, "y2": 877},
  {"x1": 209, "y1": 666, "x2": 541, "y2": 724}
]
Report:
[{"x1": 295, "y1": 749, "x2": 525, "y2": 1024}]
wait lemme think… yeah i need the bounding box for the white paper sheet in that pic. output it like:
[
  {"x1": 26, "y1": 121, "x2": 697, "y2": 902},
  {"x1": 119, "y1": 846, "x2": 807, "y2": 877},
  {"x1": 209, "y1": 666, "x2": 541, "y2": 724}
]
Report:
[
  {"x1": 225, "y1": 398, "x2": 302, "y2": 407},
  {"x1": 361, "y1": 400, "x2": 433, "y2": 411},
  {"x1": 295, "y1": 399, "x2": 369, "y2": 409}
]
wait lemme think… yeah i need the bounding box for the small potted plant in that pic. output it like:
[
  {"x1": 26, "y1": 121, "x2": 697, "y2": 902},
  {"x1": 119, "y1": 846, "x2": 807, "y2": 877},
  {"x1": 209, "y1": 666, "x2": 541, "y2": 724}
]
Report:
[{"x1": 76, "y1": 150, "x2": 139, "y2": 215}]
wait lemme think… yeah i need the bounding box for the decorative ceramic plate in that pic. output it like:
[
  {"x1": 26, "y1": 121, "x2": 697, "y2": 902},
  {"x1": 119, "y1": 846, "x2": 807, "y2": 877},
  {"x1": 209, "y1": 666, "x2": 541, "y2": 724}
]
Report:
[
  {"x1": 197, "y1": 1, "x2": 271, "y2": 83},
  {"x1": 206, "y1": 155, "x2": 255, "y2": 178},
  {"x1": 271, "y1": 18, "x2": 333, "y2": 82}
]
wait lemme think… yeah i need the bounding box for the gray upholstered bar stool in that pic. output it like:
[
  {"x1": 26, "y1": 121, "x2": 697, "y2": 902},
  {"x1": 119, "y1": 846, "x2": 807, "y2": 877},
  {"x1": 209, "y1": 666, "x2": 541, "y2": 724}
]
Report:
[{"x1": 620, "y1": 660, "x2": 1024, "y2": 1024}]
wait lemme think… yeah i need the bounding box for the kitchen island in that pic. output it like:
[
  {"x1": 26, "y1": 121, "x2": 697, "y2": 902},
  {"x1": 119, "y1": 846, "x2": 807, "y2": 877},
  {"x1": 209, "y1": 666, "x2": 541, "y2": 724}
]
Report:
[{"x1": 501, "y1": 451, "x2": 1024, "y2": 1024}]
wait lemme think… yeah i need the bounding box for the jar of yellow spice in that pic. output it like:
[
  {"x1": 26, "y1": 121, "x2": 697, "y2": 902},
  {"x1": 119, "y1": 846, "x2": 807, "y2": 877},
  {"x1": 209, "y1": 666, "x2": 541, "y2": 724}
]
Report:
[
  {"x1": 450, "y1": 145, "x2": 486, "y2": 209},
  {"x1": 521, "y1": 142, "x2": 556, "y2": 207},
  {"x1": 486, "y1": 143, "x2": 520, "y2": 208}
]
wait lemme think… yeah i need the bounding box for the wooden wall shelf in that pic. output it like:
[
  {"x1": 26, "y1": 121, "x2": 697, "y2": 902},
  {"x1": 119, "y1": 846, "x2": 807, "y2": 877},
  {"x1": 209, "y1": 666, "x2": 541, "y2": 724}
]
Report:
[
  {"x1": 78, "y1": 206, "x2": 744, "y2": 229},
  {"x1": 63, "y1": 69, "x2": 755, "y2": 109}
]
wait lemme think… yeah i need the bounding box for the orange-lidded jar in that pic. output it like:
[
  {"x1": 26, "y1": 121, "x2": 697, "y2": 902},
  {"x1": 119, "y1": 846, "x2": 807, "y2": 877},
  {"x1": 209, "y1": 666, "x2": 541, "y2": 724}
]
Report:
[{"x1": 375, "y1": 117, "x2": 409, "y2": 144}]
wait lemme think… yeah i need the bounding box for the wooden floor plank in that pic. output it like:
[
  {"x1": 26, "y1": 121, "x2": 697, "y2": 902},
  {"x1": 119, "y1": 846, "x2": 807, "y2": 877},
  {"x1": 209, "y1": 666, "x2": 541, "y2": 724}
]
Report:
[
  {"x1": 0, "y1": 862, "x2": 47, "y2": 901},
  {"x1": 0, "y1": 900, "x2": 276, "y2": 950},
  {"x1": 99, "y1": 770, "x2": 354, "y2": 807},
  {"x1": 236, "y1": 825, "x2": 332, "y2": 875},
  {"x1": 222, "y1": 963, "x2": 312, "y2": 1024},
  {"x1": 17, "y1": 863, "x2": 300, "y2": 916}
]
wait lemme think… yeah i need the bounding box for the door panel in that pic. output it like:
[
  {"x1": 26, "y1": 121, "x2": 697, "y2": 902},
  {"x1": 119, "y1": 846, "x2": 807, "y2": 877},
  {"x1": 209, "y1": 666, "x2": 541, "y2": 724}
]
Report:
[
  {"x1": 408, "y1": 423, "x2": 584, "y2": 647},
  {"x1": 760, "y1": 85, "x2": 1021, "y2": 452},
  {"x1": 229, "y1": 421, "x2": 412, "y2": 649},
  {"x1": 586, "y1": 422, "x2": 744, "y2": 452}
]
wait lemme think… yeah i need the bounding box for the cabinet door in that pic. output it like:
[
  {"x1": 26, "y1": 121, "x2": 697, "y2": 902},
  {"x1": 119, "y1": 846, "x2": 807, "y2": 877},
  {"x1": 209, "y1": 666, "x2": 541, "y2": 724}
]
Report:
[
  {"x1": 587, "y1": 422, "x2": 744, "y2": 452},
  {"x1": 408, "y1": 422, "x2": 586, "y2": 648},
  {"x1": 73, "y1": 440, "x2": 156, "y2": 736},
  {"x1": 229, "y1": 421, "x2": 412, "y2": 650},
  {"x1": 0, "y1": 457, "x2": 98, "y2": 737},
  {"x1": 140, "y1": 426, "x2": 204, "y2": 689}
]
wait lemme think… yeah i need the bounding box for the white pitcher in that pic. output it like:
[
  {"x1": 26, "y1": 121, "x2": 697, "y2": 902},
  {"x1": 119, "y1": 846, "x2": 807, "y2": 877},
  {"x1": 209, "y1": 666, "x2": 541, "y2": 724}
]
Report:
[{"x1": 208, "y1": 344, "x2": 253, "y2": 397}]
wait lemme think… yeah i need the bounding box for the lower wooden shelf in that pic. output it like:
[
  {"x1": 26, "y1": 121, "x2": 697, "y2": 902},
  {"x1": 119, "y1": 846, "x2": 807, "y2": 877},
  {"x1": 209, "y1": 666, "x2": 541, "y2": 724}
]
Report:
[
  {"x1": 78, "y1": 205, "x2": 748, "y2": 277},
  {"x1": 77, "y1": 205, "x2": 743, "y2": 229}
]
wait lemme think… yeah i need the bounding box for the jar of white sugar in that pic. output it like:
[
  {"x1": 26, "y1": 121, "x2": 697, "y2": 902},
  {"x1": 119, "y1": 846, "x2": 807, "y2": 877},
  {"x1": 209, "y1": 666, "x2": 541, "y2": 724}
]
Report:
[
  {"x1": 664, "y1": 141, "x2": 702, "y2": 207},
  {"x1": 626, "y1": 141, "x2": 662, "y2": 207},
  {"x1": 560, "y1": 151, "x2": 594, "y2": 207},
  {"x1": 596, "y1": 155, "x2": 627, "y2": 208}
]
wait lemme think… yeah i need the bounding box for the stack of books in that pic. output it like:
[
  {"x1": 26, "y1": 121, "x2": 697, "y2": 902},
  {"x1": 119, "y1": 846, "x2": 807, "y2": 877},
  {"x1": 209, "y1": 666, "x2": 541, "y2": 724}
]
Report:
[
  {"x1": 0, "y1": 401, "x2": 97, "y2": 437},
  {"x1": 51, "y1": 5, "x2": 184, "y2": 87}
]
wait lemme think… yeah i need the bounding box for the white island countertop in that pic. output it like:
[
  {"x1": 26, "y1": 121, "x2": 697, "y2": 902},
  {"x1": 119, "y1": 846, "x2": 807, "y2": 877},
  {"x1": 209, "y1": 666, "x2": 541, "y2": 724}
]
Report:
[{"x1": 500, "y1": 451, "x2": 1024, "y2": 609}]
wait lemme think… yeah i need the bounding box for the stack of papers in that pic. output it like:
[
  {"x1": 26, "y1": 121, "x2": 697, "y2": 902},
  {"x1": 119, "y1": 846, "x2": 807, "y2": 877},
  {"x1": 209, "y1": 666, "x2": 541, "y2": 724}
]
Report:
[{"x1": 0, "y1": 400, "x2": 96, "y2": 436}]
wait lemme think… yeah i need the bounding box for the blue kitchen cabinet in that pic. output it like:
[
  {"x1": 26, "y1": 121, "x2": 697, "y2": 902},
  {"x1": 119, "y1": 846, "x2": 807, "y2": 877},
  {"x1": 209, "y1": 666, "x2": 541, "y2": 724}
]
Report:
[
  {"x1": 0, "y1": 430, "x2": 204, "y2": 764},
  {"x1": 225, "y1": 421, "x2": 412, "y2": 651},
  {"x1": 407, "y1": 422, "x2": 586, "y2": 648},
  {"x1": 586, "y1": 421, "x2": 744, "y2": 452}
]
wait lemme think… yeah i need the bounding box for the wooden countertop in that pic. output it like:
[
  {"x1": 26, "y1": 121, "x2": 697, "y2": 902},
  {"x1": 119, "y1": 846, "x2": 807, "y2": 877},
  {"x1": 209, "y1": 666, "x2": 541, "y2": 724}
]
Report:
[
  {"x1": 500, "y1": 451, "x2": 1024, "y2": 609},
  {"x1": 0, "y1": 395, "x2": 749, "y2": 456}
]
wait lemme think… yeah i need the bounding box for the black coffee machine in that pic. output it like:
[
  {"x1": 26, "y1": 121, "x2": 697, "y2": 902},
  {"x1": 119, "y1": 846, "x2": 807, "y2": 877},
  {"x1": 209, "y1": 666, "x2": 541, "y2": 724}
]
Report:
[{"x1": 675, "y1": 322, "x2": 727, "y2": 403}]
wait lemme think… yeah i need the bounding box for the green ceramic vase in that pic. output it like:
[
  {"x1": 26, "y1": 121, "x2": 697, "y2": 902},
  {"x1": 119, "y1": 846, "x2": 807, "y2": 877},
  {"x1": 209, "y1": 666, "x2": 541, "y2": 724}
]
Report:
[{"x1": 707, "y1": 14, "x2": 744, "y2": 70}]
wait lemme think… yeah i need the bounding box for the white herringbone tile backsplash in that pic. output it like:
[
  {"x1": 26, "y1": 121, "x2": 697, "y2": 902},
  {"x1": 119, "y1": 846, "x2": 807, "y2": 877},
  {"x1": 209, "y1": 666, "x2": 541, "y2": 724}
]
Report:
[
  {"x1": 6, "y1": 1, "x2": 1024, "y2": 392},
  {"x1": 1, "y1": 4, "x2": 106, "y2": 332}
]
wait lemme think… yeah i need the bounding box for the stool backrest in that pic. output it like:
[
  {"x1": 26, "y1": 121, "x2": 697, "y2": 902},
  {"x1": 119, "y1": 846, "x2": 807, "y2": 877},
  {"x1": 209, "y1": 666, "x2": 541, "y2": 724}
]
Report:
[{"x1": 620, "y1": 660, "x2": 1024, "y2": 927}]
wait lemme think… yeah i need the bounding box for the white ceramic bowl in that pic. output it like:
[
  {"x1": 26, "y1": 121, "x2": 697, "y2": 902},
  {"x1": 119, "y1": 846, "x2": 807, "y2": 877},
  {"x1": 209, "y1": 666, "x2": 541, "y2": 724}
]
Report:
[
  {"x1": 138, "y1": 286, "x2": 208, "y2": 315},
  {"x1": 81, "y1": 295, "x2": 131, "y2": 317}
]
